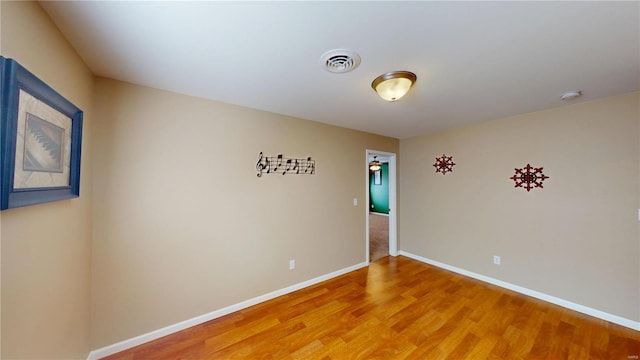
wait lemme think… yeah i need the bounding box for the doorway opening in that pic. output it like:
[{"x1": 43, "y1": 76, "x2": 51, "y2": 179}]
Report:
[{"x1": 366, "y1": 150, "x2": 397, "y2": 263}]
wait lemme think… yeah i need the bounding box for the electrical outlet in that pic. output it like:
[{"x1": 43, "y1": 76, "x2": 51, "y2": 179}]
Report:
[
  {"x1": 493, "y1": 256, "x2": 501, "y2": 265},
  {"x1": 289, "y1": 259, "x2": 296, "y2": 270}
]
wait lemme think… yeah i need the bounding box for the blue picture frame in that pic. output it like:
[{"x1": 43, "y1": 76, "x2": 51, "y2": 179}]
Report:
[{"x1": 0, "y1": 57, "x2": 83, "y2": 210}]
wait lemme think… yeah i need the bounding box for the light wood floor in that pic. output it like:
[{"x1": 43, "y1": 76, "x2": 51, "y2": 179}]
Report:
[
  {"x1": 103, "y1": 256, "x2": 640, "y2": 359},
  {"x1": 369, "y1": 213, "x2": 389, "y2": 262}
]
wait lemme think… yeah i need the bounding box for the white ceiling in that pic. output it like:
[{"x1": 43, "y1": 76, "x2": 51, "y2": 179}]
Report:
[{"x1": 41, "y1": 1, "x2": 639, "y2": 139}]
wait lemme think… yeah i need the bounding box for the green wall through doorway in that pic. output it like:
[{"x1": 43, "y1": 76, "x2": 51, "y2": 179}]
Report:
[{"x1": 370, "y1": 163, "x2": 389, "y2": 214}]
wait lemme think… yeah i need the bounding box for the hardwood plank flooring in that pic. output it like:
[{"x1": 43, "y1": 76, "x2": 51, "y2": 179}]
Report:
[
  {"x1": 369, "y1": 213, "x2": 389, "y2": 262},
  {"x1": 102, "y1": 256, "x2": 640, "y2": 359}
]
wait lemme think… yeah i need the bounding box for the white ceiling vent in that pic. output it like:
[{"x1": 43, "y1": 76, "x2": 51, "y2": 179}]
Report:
[
  {"x1": 320, "y1": 49, "x2": 361, "y2": 73},
  {"x1": 560, "y1": 90, "x2": 582, "y2": 101}
]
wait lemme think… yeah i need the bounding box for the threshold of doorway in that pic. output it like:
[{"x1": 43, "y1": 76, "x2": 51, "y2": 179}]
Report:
[{"x1": 369, "y1": 212, "x2": 389, "y2": 217}]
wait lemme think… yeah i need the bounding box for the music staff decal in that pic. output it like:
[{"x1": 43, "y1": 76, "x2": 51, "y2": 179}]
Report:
[{"x1": 256, "y1": 152, "x2": 316, "y2": 177}]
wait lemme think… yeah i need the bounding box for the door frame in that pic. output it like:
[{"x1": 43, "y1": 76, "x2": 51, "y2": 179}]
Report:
[{"x1": 365, "y1": 149, "x2": 397, "y2": 263}]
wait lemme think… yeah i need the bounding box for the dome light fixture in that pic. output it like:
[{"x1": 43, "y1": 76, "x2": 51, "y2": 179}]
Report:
[
  {"x1": 371, "y1": 71, "x2": 417, "y2": 101},
  {"x1": 369, "y1": 156, "x2": 381, "y2": 171}
]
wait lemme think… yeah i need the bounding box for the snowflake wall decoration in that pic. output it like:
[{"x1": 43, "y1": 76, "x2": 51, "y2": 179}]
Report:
[
  {"x1": 510, "y1": 164, "x2": 549, "y2": 192},
  {"x1": 433, "y1": 154, "x2": 455, "y2": 175}
]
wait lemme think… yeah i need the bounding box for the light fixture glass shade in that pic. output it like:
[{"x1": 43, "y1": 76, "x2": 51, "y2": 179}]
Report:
[
  {"x1": 371, "y1": 71, "x2": 416, "y2": 101},
  {"x1": 369, "y1": 157, "x2": 381, "y2": 171}
]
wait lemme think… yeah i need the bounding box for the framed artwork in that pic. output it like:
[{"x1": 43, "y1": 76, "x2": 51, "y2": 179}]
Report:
[
  {"x1": 0, "y1": 57, "x2": 83, "y2": 210},
  {"x1": 373, "y1": 169, "x2": 382, "y2": 185}
]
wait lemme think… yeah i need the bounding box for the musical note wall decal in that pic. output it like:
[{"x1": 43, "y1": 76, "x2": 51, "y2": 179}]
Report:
[{"x1": 256, "y1": 152, "x2": 315, "y2": 177}]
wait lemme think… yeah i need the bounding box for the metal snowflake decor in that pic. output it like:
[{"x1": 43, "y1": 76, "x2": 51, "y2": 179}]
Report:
[
  {"x1": 433, "y1": 154, "x2": 455, "y2": 175},
  {"x1": 510, "y1": 164, "x2": 549, "y2": 192}
]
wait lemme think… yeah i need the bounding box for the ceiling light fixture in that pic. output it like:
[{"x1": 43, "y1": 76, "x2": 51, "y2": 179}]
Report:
[
  {"x1": 560, "y1": 90, "x2": 582, "y2": 101},
  {"x1": 369, "y1": 156, "x2": 381, "y2": 171},
  {"x1": 371, "y1": 71, "x2": 417, "y2": 101}
]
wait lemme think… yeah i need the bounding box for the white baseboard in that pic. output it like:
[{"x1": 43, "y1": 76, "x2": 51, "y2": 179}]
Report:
[
  {"x1": 398, "y1": 250, "x2": 640, "y2": 332},
  {"x1": 369, "y1": 212, "x2": 389, "y2": 217},
  {"x1": 87, "y1": 261, "x2": 368, "y2": 360}
]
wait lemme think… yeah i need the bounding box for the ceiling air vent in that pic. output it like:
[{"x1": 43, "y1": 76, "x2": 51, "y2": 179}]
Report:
[{"x1": 320, "y1": 49, "x2": 361, "y2": 73}]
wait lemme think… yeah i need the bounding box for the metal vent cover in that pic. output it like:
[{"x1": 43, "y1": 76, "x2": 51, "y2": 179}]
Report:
[{"x1": 320, "y1": 49, "x2": 361, "y2": 73}]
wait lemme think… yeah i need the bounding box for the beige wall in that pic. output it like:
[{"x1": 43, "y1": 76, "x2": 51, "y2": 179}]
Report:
[
  {"x1": 400, "y1": 92, "x2": 640, "y2": 322},
  {"x1": 90, "y1": 78, "x2": 399, "y2": 348},
  {"x1": 1, "y1": 2, "x2": 94, "y2": 359}
]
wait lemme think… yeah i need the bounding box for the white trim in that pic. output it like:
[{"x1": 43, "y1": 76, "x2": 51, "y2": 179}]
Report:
[
  {"x1": 87, "y1": 261, "x2": 368, "y2": 360},
  {"x1": 369, "y1": 212, "x2": 389, "y2": 217},
  {"x1": 398, "y1": 251, "x2": 640, "y2": 332},
  {"x1": 387, "y1": 156, "x2": 397, "y2": 257}
]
